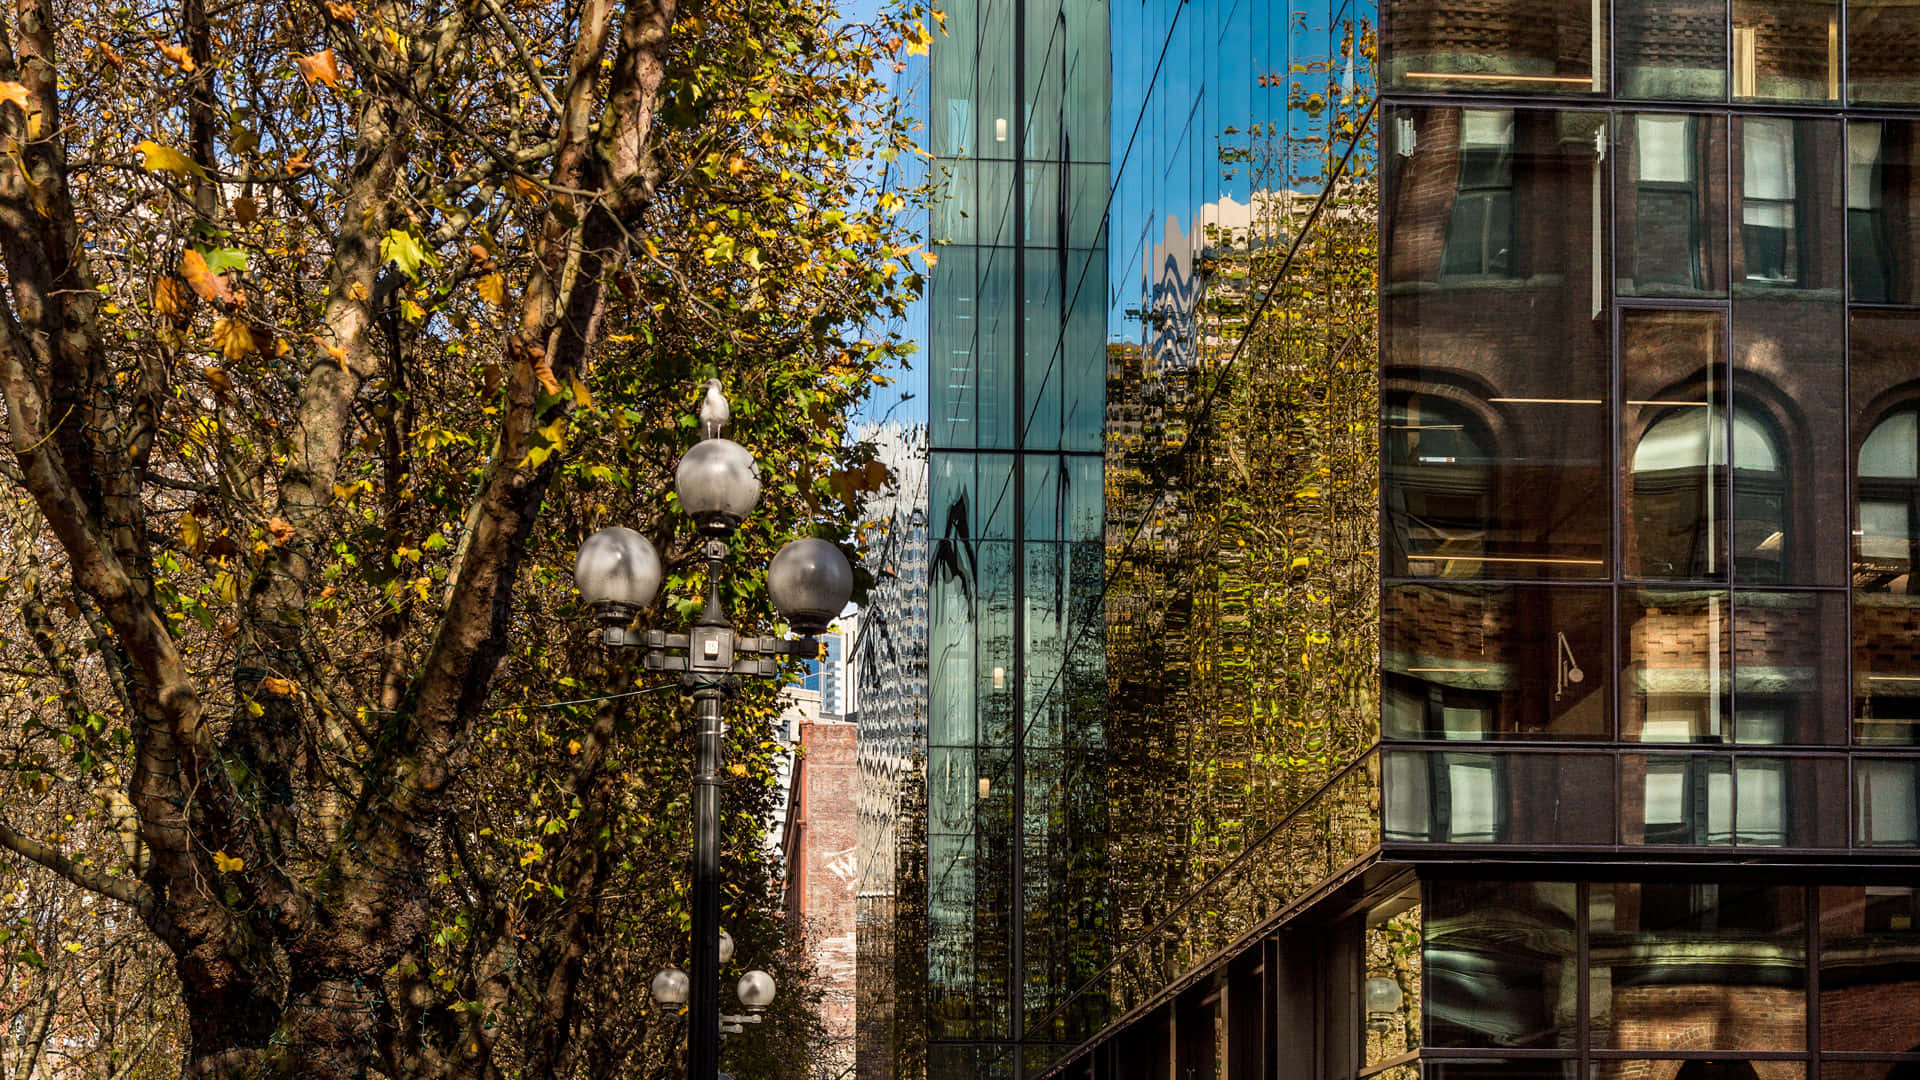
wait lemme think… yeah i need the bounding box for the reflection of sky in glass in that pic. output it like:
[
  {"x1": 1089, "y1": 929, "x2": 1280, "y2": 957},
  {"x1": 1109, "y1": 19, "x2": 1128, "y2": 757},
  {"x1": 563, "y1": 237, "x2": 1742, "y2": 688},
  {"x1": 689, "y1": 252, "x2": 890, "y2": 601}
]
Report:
[
  {"x1": 863, "y1": 0, "x2": 1376, "y2": 429},
  {"x1": 1107, "y1": 0, "x2": 1376, "y2": 342}
]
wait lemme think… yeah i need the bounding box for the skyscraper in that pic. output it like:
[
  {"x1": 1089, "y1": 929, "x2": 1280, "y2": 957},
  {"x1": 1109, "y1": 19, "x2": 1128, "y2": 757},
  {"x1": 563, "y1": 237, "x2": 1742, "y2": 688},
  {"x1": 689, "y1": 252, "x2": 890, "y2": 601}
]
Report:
[{"x1": 859, "y1": 0, "x2": 1920, "y2": 1076}]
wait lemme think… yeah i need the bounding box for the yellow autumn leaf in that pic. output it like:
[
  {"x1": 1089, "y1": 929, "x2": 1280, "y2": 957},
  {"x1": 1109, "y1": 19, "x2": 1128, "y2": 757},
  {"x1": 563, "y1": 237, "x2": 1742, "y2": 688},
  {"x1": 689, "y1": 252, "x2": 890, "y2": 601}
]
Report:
[
  {"x1": 211, "y1": 317, "x2": 256, "y2": 360},
  {"x1": 476, "y1": 272, "x2": 504, "y2": 308},
  {"x1": 905, "y1": 20, "x2": 934, "y2": 55},
  {"x1": 0, "y1": 82, "x2": 28, "y2": 112},
  {"x1": 211, "y1": 851, "x2": 244, "y2": 873},
  {"x1": 181, "y1": 513, "x2": 204, "y2": 553},
  {"x1": 136, "y1": 139, "x2": 206, "y2": 179},
  {"x1": 569, "y1": 375, "x2": 592, "y2": 408},
  {"x1": 262, "y1": 676, "x2": 296, "y2": 695}
]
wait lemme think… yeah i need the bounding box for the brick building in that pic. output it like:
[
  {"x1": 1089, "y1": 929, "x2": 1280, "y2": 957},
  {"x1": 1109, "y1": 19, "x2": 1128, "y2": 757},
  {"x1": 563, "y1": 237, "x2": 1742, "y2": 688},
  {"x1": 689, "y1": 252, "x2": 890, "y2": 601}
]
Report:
[{"x1": 782, "y1": 719, "x2": 860, "y2": 1077}]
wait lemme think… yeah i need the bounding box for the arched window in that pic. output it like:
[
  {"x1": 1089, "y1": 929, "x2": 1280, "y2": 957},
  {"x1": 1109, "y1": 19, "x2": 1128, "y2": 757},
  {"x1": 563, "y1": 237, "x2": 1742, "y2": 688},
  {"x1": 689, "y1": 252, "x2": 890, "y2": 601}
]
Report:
[
  {"x1": 1629, "y1": 405, "x2": 1787, "y2": 581},
  {"x1": 1857, "y1": 406, "x2": 1920, "y2": 593},
  {"x1": 1385, "y1": 396, "x2": 1495, "y2": 577}
]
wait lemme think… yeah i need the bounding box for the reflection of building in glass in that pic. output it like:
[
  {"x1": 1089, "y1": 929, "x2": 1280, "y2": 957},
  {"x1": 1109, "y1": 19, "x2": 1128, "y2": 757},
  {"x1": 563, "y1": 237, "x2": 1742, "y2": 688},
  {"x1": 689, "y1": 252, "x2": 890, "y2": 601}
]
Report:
[
  {"x1": 855, "y1": 424, "x2": 932, "y2": 1080},
  {"x1": 860, "y1": 0, "x2": 1920, "y2": 1076}
]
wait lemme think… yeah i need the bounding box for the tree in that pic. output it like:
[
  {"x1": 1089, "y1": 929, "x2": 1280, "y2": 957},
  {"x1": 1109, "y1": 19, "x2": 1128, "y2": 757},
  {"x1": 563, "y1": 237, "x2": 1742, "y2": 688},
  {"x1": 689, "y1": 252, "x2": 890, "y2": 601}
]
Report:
[{"x1": 0, "y1": 0, "x2": 931, "y2": 1071}]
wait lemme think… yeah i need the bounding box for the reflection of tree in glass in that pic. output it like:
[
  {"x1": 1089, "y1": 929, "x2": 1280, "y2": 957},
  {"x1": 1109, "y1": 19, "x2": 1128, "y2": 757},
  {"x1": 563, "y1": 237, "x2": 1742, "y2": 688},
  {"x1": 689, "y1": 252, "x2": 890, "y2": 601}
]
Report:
[{"x1": 1101, "y1": 14, "x2": 1382, "y2": 1014}]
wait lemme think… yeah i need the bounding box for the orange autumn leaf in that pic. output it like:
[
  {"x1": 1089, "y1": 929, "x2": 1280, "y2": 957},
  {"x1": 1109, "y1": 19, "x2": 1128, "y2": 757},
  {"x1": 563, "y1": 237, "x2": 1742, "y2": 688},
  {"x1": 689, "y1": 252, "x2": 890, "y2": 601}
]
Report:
[
  {"x1": 158, "y1": 42, "x2": 196, "y2": 72},
  {"x1": 313, "y1": 336, "x2": 349, "y2": 369},
  {"x1": 151, "y1": 275, "x2": 194, "y2": 327},
  {"x1": 266, "y1": 517, "x2": 296, "y2": 544},
  {"x1": 324, "y1": 0, "x2": 357, "y2": 20},
  {"x1": 0, "y1": 82, "x2": 28, "y2": 112},
  {"x1": 180, "y1": 249, "x2": 234, "y2": 305},
  {"x1": 294, "y1": 49, "x2": 344, "y2": 88}
]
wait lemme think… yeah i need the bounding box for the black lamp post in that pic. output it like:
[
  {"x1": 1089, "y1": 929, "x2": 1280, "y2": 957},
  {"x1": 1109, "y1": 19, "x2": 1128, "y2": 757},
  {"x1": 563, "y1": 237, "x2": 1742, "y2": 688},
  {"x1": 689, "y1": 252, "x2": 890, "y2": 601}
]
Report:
[{"x1": 573, "y1": 384, "x2": 852, "y2": 1080}]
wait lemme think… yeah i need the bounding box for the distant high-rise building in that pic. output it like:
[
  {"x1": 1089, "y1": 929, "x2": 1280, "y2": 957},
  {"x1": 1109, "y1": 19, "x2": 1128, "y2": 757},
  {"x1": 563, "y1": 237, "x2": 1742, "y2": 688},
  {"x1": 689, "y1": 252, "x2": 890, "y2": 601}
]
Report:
[{"x1": 853, "y1": 424, "x2": 932, "y2": 1080}]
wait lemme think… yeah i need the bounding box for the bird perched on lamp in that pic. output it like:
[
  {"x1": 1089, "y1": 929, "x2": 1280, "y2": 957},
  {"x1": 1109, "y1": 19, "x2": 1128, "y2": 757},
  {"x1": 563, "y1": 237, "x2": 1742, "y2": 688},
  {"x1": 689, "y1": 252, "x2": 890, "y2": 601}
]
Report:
[{"x1": 699, "y1": 379, "x2": 730, "y2": 439}]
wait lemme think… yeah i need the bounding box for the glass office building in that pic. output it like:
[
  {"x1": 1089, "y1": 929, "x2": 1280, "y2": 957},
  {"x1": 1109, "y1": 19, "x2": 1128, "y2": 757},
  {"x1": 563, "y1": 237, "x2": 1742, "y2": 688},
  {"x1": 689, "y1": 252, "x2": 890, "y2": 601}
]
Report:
[{"x1": 858, "y1": 0, "x2": 1920, "y2": 1076}]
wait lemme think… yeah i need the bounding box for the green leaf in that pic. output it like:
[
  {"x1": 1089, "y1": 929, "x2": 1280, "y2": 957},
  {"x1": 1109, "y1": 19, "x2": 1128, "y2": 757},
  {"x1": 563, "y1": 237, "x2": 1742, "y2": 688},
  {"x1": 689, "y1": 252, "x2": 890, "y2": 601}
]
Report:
[{"x1": 380, "y1": 228, "x2": 439, "y2": 279}]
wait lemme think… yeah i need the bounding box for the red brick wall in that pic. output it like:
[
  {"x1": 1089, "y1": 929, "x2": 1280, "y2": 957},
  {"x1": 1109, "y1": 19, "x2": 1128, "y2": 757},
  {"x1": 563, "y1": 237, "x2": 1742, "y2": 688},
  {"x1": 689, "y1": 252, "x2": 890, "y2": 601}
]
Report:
[{"x1": 784, "y1": 721, "x2": 859, "y2": 1072}]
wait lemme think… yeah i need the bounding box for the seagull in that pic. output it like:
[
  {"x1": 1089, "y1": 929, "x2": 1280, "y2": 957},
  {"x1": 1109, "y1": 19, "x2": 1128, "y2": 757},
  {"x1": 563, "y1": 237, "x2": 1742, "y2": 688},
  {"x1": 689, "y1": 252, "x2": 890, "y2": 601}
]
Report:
[{"x1": 699, "y1": 378, "x2": 730, "y2": 439}]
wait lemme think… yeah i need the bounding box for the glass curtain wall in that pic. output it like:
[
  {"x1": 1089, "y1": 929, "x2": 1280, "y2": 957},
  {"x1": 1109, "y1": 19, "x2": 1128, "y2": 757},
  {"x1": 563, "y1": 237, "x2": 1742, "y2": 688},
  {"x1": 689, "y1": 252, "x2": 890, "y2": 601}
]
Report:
[
  {"x1": 1090, "y1": 0, "x2": 1380, "y2": 1066},
  {"x1": 925, "y1": 0, "x2": 1109, "y2": 1075},
  {"x1": 1421, "y1": 879, "x2": 1920, "y2": 1080},
  {"x1": 1380, "y1": 0, "x2": 1920, "y2": 855}
]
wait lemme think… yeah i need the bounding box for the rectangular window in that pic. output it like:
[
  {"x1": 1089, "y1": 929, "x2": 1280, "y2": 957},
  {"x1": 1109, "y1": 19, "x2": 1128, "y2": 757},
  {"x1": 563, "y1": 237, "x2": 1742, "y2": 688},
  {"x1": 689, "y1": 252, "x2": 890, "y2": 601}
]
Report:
[
  {"x1": 1589, "y1": 881, "x2": 1807, "y2": 1050},
  {"x1": 1731, "y1": 0, "x2": 1839, "y2": 101},
  {"x1": 1384, "y1": 584, "x2": 1612, "y2": 740},
  {"x1": 1386, "y1": 106, "x2": 1612, "y2": 580},
  {"x1": 1850, "y1": 0, "x2": 1920, "y2": 104},
  {"x1": 1440, "y1": 111, "x2": 1516, "y2": 279},
  {"x1": 1851, "y1": 123, "x2": 1893, "y2": 302},
  {"x1": 1616, "y1": 0, "x2": 1729, "y2": 100},
  {"x1": 1383, "y1": 0, "x2": 1604, "y2": 94},
  {"x1": 1741, "y1": 118, "x2": 1798, "y2": 284},
  {"x1": 1820, "y1": 885, "x2": 1920, "y2": 1051},
  {"x1": 1857, "y1": 760, "x2": 1920, "y2": 846},
  {"x1": 1622, "y1": 310, "x2": 1728, "y2": 580},
  {"x1": 1424, "y1": 881, "x2": 1577, "y2": 1049},
  {"x1": 1626, "y1": 114, "x2": 1719, "y2": 293}
]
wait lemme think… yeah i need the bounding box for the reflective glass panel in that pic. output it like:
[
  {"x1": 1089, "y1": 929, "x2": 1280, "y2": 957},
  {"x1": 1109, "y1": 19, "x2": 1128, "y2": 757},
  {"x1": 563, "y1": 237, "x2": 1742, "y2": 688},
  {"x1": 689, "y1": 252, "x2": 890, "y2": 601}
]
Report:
[
  {"x1": 1383, "y1": 0, "x2": 1605, "y2": 94},
  {"x1": 1429, "y1": 1062, "x2": 1586, "y2": 1080},
  {"x1": 1623, "y1": 311, "x2": 1729, "y2": 580},
  {"x1": 1618, "y1": 752, "x2": 1839, "y2": 846},
  {"x1": 1617, "y1": 0, "x2": 1729, "y2": 99},
  {"x1": 1856, "y1": 759, "x2": 1920, "y2": 846},
  {"x1": 1592, "y1": 1064, "x2": 1804, "y2": 1080},
  {"x1": 1617, "y1": 115, "x2": 1730, "y2": 297},
  {"x1": 1731, "y1": 591, "x2": 1848, "y2": 745},
  {"x1": 1850, "y1": 0, "x2": 1920, "y2": 105},
  {"x1": 1731, "y1": 130, "x2": 1845, "y2": 588},
  {"x1": 1852, "y1": 313, "x2": 1920, "y2": 745},
  {"x1": 1734, "y1": 116, "x2": 1844, "y2": 294},
  {"x1": 1820, "y1": 1064, "x2": 1920, "y2": 1080},
  {"x1": 1590, "y1": 881, "x2": 1808, "y2": 1050},
  {"x1": 1848, "y1": 121, "x2": 1920, "y2": 304},
  {"x1": 1424, "y1": 880, "x2": 1577, "y2": 1048},
  {"x1": 1383, "y1": 750, "x2": 1615, "y2": 844},
  {"x1": 1622, "y1": 589, "x2": 1732, "y2": 742},
  {"x1": 1384, "y1": 106, "x2": 1611, "y2": 579},
  {"x1": 1383, "y1": 584, "x2": 1611, "y2": 739},
  {"x1": 1820, "y1": 886, "x2": 1920, "y2": 1050},
  {"x1": 1730, "y1": 0, "x2": 1838, "y2": 102}
]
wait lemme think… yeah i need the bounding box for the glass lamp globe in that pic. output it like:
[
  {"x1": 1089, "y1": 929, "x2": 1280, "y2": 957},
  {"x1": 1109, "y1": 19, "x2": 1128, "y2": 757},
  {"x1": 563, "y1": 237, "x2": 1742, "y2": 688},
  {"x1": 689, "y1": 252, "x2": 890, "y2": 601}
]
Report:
[
  {"x1": 574, "y1": 527, "x2": 662, "y2": 646},
  {"x1": 737, "y1": 969, "x2": 776, "y2": 1010},
  {"x1": 651, "y1": 967, "x2": 690, "y2": 1007},
  {"x1": 767, "y1": 538, "x2": 853, "y2": 636},
  {"x1": 676, "y1": 439, "x2": 761, "y2": 535},
  {"x1": 1364, "y1": 976, "x2": 1403, "y2": 1015},
  {"x1": 718, "y1": 928, "x2": 735, "y2": 966}
]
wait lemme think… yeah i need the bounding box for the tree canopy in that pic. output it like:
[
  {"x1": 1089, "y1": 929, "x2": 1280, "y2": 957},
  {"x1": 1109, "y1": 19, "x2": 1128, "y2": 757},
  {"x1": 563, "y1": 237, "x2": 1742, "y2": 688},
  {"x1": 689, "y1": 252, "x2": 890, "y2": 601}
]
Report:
[{"x1": 0, "y1": 0, "x2": 931, "y2": 1072}]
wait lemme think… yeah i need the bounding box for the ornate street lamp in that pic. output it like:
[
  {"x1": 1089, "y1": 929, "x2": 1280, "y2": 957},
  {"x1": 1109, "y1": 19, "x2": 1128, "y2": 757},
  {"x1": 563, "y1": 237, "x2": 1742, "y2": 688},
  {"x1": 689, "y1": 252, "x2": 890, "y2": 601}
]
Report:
[{"x1": 574, "y1": 383, "x2": 851, "y2": 1080}]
